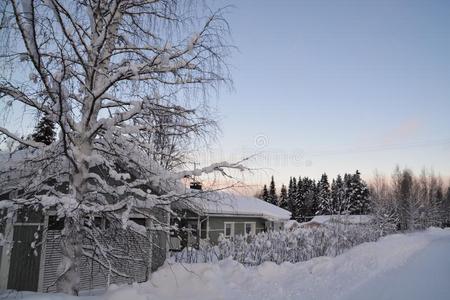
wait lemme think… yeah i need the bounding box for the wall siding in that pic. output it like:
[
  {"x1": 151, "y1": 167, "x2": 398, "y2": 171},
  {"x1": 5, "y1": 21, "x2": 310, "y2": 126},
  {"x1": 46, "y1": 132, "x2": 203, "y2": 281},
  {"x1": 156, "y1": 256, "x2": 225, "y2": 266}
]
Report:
[
  {"x1": 40, "y1": 207, "x2": 169, "y2": 292},
  {"x1": 207, "y1": 217, "x2": 266, "y2": 244},
  {"x1": 41, "y1": 229, "x2": 156, "y2": 292}
]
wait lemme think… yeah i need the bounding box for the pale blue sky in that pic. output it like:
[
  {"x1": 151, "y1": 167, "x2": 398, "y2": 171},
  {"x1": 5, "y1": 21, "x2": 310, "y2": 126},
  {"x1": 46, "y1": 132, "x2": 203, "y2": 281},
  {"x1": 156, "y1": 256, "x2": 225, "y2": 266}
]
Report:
[
  {"x1": 2, "y1": 0, "x2": 449, "y2": 187},
  {"x1": 205, "y1": 0, "x2": 450, "y2": 186}
]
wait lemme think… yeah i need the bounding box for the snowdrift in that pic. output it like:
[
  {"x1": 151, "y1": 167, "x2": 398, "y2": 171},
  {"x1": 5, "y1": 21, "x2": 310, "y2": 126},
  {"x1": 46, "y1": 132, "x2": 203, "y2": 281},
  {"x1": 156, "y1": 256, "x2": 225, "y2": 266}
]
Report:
[{"x1": 3, "y1": 228, "x2": 449, "y2": 300}]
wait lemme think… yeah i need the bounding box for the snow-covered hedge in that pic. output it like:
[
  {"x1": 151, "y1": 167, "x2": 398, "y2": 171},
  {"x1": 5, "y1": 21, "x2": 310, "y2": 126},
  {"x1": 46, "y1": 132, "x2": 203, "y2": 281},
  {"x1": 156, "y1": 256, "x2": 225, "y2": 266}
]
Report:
[{"x1": 172, "y1": 223, "x2": 384, "y2": 265}]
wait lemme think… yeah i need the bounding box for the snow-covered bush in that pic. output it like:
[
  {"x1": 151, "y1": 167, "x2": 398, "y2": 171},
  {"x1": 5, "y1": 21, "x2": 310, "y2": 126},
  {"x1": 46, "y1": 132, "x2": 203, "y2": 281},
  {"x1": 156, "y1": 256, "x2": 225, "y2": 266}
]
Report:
[{"x1": 172, "y1": 223, "x2": 384, "y2": 266}]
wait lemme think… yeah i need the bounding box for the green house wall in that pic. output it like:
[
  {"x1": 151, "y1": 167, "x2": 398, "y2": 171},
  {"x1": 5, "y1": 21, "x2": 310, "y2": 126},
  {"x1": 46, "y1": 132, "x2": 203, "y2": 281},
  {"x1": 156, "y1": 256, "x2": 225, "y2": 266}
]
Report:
[{"x1": 206, "y1": 216, "x2": 267, "y2": 244}]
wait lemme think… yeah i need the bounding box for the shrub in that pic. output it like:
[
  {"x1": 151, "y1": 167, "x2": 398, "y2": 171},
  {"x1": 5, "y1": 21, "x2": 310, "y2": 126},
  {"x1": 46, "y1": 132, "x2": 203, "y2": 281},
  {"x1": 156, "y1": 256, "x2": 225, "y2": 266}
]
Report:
[{"x1": 171, "y1": 223, "x2": 384, "y2": 266}]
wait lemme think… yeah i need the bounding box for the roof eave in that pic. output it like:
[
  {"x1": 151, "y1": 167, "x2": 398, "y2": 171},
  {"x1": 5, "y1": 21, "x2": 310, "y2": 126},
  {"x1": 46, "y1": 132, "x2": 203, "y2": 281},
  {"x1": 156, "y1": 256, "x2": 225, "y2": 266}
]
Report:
[{"x1": 205, "y1": 211, "x2": 290, "y2": 221}]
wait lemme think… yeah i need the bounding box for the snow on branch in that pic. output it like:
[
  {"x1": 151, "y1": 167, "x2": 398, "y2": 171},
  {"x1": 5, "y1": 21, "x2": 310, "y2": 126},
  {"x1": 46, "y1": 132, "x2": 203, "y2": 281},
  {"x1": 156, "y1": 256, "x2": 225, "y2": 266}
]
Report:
[{"x1": 0, "y1": 0, "x2": 235, "y2": 294}]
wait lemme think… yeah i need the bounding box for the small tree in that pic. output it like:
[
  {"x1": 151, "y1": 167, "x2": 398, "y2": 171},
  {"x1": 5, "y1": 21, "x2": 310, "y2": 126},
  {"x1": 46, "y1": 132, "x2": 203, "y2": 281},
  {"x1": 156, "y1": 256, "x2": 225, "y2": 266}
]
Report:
[
  {"x1": 332, "y1": 175, "x2": 346, "y2": 214},
  {"x1": 350, "y1": 170, "x2": 370, "y2": 214},
  {"x1": 268, "y1": 176, "x2": 278, "y2": 206},
  {"x1": 31, "y1": 115, "x2": 56, "y2": 145},
  {"x1": 317, "y1": 173, "x2": 332, "y2": 214},
  {"x1": 260, "y1": 184, "x2": 269, "y2": 202},
  {"x1": 279, "y1": 184, "x2": 288, "y2": 209},
  {"x1": 287, "y1": 177, "x2": 297, "y2": 219}
]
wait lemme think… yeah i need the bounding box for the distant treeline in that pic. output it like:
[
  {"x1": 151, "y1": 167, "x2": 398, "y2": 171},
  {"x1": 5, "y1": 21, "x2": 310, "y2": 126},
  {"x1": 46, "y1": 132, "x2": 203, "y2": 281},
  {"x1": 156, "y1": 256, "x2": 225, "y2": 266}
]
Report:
[
  {"x1": 258, "y1": 168, "x2": 450, "y2": 229},
  {"x1": 370, "y1": 167, "x2": 450, "y2": 231},
  {"x1": 257, "y1": 170, "x2": 370, "y2": 222}
]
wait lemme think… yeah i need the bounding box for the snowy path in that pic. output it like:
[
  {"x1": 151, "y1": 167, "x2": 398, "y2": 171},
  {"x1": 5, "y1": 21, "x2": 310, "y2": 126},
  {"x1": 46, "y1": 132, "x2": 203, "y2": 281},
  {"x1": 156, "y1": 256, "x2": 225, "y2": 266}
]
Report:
[{"x1": 344, "y1": 234, "x2": 450, "y2": 300}]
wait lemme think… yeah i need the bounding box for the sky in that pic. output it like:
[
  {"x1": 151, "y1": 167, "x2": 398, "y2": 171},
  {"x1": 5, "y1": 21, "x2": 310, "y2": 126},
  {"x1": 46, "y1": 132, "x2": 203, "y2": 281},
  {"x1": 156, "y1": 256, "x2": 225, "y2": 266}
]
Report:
[
  {"x1": 199, "y1": 0, "x2": 450, "y2": 188},
  {"x1": 1, "y1": 0, "x2": 449, "y2": 190}
]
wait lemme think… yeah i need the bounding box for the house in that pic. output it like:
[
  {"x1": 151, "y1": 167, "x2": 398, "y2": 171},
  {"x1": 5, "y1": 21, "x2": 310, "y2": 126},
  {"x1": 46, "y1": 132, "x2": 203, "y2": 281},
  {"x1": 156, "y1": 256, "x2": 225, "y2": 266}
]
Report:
[
  {"x1": 0, "y1": 206, "x2": 169, "y2": 293},
  {"x1": 171, "y1": 189, "x2": 291, "y2": 249},
  {"x1": 0, "y1": 151, "x2": 170, "y2": 292},
  {"x1": 0, "y1": 150, "x2": 291, "y2": 292}
]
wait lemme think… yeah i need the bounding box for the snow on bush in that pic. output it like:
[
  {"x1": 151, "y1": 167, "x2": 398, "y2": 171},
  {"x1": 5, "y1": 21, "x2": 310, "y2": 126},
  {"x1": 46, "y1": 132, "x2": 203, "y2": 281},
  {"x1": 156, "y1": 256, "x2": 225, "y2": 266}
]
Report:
[{"x1": 172, "y1": 223, "x2": 384, "y2": 265}]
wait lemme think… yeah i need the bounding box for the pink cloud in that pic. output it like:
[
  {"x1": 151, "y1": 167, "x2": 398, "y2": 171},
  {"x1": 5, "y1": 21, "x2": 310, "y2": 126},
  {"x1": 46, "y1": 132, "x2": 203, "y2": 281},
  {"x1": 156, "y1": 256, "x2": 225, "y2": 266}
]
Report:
[{"x1": 382, "y1": 118, "x2": 422, "y2": 145}]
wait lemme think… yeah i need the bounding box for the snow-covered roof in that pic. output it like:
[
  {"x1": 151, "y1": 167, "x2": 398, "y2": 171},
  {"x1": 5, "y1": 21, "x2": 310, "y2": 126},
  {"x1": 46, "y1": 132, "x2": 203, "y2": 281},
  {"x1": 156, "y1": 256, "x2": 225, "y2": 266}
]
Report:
[
  {"x1": 310, "y1": 215, "x2": 373, "y2": 225},
  {"x1": 0, "y1": 150, "x2": 40, "y2": 191},
  {"x1": 1, "y1": 151, "x2": 290, "y2": 221},
  {"x1": 0, "y1": 150, "x2": 34, "y2": 166},
  {"x1": 191, "y1": 191, "x2": 291, "y2": 221}
]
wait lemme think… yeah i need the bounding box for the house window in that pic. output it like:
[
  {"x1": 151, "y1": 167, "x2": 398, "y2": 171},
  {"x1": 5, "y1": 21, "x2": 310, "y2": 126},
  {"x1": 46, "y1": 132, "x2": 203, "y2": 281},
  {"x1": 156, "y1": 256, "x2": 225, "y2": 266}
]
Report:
[
  {"x1": 244, "y1": 222, "x2": 256, "y2": 236},
  {"x1": 224, "y1": 222, "x2": 234, "y2": 238}
]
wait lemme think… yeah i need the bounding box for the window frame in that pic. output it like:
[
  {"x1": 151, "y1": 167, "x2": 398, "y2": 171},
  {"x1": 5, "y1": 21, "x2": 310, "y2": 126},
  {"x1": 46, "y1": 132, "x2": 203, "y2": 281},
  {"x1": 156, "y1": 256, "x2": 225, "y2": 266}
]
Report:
[
  {"x1": 244, "y1": 222, "x2": 256, "y2": 237},
  {"x1": 224, "y1": 222, "x2": 235, "y2": 238}
]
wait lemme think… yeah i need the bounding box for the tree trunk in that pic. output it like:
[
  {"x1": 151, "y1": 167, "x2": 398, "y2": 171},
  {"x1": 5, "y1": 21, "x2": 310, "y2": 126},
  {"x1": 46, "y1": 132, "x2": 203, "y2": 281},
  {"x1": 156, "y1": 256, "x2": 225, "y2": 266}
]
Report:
[
  {"x1": 56, "y1": 145, "x2": 89, "y2": 295},
  {"x1": 57, "y1": 216, "x2": 82, "y2": 295}
]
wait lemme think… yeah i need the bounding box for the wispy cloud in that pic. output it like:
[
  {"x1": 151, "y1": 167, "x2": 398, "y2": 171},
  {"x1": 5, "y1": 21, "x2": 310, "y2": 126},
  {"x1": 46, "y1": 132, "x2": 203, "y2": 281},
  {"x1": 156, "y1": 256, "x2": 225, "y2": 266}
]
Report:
[{"x1": 382, "y1": 118, "x2": 422, "y2": 145}]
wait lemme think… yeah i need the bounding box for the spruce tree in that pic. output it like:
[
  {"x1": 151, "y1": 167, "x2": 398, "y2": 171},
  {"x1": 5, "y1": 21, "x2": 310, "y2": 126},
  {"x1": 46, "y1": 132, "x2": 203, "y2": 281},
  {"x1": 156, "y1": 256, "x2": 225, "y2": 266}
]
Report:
[
  {"x1": 303, "y1": 178, "x2": 318, "y2": 220},
  {"x1": 261, "y1": 184, "x2": 269, "y2": 202},
  {"x1": 268, "y1": 176, "x2": 278, "y2": 205},
  {"x1": 287, "y1": 177, "x2": 297, "y2": 219},
  {"x1": 287, "y1": 177, "x2": 293, "y2": 203},
  {"x1": 31, "y1": 115, "x2": 56, "y2": 145},
  {"x1": 312, "y1": 179, "x2": 319, "y2": 215},
  {"x1": 295, "y1": 177, "x2": 305, "y2": 221},
  {"x1": 332, "y1": 175, "x2": 346, "y2": 214},
  {"x1": 317, "y1": 173, "x2": 332, "y2": 214},
  {"x1": 350, "y1": 170, "x2": 370, "y2": 214},
  {"x1": 279, "y1": 184, "x2": 288, "y2": 209},
  {"x1": 343, "y1": 173, "x2": 353, "y2": 213}
]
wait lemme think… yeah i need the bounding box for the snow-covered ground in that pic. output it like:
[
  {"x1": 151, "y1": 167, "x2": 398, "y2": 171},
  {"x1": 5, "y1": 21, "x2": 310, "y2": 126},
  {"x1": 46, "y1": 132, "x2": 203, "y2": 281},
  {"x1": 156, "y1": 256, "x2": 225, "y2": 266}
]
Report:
[
  {"x1": 346, "y1": 229, "x2": 450, "y2": 300},
  {"x1": 3, "y1": 228, "x2": 450, "y2": 300}
]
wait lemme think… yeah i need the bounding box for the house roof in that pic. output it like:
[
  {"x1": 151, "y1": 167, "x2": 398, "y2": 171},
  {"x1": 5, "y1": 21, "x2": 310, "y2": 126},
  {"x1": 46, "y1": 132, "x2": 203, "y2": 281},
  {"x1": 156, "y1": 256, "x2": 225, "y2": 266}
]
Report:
[
  {"x1": 0, "y1": 150, "x2": 43, "y2": 192},
  {"x1": 284, "y1": 215, "x2": 373, "y2": 231},
  {"x1": 1, "y1": 152, "x2": 291, "y2": 221},
  {"x1": 0, "y1": 150, "x2": 34, "y2": 166},
  {"x1": 191, "y1": 191, "x2": 291, "y2": 221},
  {"x1": 309, "y1": 215, "x2": 373, "y2": 225}
]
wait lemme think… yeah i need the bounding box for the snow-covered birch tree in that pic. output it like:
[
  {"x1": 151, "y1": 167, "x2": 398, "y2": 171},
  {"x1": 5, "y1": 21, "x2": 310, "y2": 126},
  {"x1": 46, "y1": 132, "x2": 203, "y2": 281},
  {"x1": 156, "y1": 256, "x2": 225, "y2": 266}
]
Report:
[{"x1": 0, "y1": 0, "x2": 243, "y2": 295}]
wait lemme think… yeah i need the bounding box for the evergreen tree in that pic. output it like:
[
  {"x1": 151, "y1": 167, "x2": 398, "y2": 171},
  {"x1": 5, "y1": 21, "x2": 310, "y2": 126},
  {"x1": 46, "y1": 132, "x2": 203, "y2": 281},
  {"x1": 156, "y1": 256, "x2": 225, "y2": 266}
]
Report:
[
  {"x1": 261, "y1": 184, "x2": 269, "y2": 202},
  {"x1": 31, "y1": 115, "x2": 56, "y2": 145},
  {"x1": 287, "y1": 177, "x2": 297, "y2": 219},
  {"x1": 268, "y1": 176, "x2": 278, "y2": 205},
  {"x1": 279, "y1": 184, "x2": 288, "y2": 208},
  {"x1": 303, "y1": 178, "x2": 318, "y2": 220},
  {"x1": 312, "y1": 179, "x2": 319, "y2": 214},
  {"x1": 287, "y1": 177, "x2": 293, "y2": 203},
  {"x1": 331, "y1": 175, "x2": 346, "y2": 214},
  {"x1": 295, "y1": 177, "x2": 306, "y2": 221},
  {"x1": 350, "y1": 170, "x2": 370, "y2": 214},
  {"x1": 292, "y1": 177, "x2": 317, "y2": 221},
  {"x1": 317, "y1": 173, "x2": 332, "y2": 214},
  {"x1": 343, "y1": 173, "x2": 353, "y2": 213}
]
